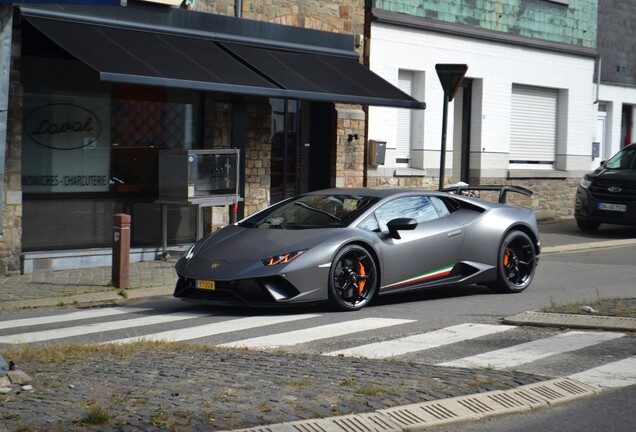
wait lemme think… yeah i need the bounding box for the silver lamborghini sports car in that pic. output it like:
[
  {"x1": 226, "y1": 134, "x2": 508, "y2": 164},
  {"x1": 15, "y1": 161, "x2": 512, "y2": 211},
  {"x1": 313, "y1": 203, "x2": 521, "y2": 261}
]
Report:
[{"x1": 174, "y1": 186, "x2": 540, "y2": 311}]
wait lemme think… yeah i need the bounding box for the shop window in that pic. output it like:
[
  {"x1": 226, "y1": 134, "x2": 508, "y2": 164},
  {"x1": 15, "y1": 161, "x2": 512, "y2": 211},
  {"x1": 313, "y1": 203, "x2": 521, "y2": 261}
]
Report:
[
  {"x1": 110, "y1": 86, "x2": 197, "y2": 194},
  {"x1": 22, "y1": 85, "x2": 198, "y2": 195},
  {"x1": 22, "y1": 93, "x2": 112, "y2": 194}
]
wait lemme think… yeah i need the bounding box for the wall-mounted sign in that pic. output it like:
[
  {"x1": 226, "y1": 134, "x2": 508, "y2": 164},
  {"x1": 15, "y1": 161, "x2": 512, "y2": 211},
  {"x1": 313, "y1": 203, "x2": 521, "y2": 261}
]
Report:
[
  {"x1": 22, "y1": 94, "x2": 111, "y2": 193},
  {"x1": 26, "y1": 103, "x2": 103, "y2": 150}
]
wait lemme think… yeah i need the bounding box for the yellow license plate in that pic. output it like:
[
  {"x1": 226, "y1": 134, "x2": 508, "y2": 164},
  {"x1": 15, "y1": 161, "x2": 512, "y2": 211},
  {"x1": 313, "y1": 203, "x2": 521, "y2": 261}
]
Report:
[{"x1": 197, "y1": 280, "x2": 216, "y2": 290}]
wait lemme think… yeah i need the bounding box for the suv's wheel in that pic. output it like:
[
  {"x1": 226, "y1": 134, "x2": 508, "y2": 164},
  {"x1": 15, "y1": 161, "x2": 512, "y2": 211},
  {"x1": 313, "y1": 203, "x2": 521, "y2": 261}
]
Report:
[{"x1": 576, "y1": 218, "x2": 601, "y2": 232}]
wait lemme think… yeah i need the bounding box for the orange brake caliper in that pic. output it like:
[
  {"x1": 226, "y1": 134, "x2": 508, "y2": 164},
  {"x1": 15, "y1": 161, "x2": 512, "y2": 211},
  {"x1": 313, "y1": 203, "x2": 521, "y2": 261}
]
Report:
[
  {"x1": 357, "y1": 262, "x2": 366, "y2": 295},
  {"x1": 503, "y1": 249, "x2": 510, "y2": 267}
]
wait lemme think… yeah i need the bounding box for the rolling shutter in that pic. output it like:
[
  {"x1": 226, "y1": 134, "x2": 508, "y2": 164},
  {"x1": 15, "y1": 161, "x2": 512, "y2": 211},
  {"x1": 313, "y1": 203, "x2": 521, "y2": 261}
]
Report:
[
  {"x1": 396, "y1": 70, "x2": 414, "y2": 161},
  {"x1": 510, "y1": 85, "x2": 557, "y2": 165}
]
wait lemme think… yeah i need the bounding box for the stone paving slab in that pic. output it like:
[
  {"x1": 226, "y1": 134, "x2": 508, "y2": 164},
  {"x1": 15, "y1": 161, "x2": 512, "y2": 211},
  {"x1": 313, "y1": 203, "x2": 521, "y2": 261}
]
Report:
[{"x1": 0, "y1": 260, "x2": 177, "y2": 312}]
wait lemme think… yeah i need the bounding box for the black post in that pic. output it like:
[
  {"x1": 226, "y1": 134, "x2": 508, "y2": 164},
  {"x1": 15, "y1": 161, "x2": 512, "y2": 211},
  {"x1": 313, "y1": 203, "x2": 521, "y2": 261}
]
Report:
[
  {"x1": 439, "y1": 94, "x2": 449, "y2": 190},
  {"x1": 435, "y1": 64, "x2": 468, "y2": 190}
]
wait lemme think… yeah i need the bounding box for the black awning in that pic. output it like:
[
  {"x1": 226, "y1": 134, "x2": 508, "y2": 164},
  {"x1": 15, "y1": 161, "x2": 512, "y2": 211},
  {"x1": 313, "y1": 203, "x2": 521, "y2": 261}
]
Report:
[
  {"x1": 22, "y1": 14, "x2": 425, "y2": 109},
  {"x1": 222, "y1": 41, "x2": 422, "y2": 107}
]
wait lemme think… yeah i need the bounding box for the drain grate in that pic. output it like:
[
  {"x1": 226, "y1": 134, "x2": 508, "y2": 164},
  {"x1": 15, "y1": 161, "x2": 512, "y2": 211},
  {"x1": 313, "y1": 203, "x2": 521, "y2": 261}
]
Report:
[{"x1": 225, "y1": 378, "x2": 598, "y2": 432}]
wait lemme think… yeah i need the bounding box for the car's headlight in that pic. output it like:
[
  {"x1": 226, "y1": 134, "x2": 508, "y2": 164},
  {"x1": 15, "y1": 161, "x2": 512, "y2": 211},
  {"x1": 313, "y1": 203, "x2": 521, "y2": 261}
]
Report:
[
  {"x1": 579, "y1": 178, "x2": 592, "y2": 189},
  {"x1": 184, "y1": 244, "x2": 196, "y2": 260},
  {"x1": 262, "y1": 250, "x2": 306, "y2": 266}
]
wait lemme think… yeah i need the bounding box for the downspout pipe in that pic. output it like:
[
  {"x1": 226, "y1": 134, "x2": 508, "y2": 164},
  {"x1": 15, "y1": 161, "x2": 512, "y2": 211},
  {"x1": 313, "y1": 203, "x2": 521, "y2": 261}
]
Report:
[
  {"x1": 235, "y1": 0, "x2": 242, "y2": 18},
  {"x1": 594, "y1": 56, "x2": 601, "y2": 104}
]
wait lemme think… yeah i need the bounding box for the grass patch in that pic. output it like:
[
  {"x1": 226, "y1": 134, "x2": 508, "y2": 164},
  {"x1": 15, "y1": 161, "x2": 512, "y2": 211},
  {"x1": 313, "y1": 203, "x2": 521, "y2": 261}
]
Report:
[
  {"x1": 12, "y1": 424, "x2": 36, "y2": 432},
  {"x1": 81, "y1": 404, "x2": 110, "y2": 425},
  {"x1": 541, "y1": 297, "x2": 636, "y2": 318},
  {"x1": 148, "y1": 405, "x2": 168, "y2": 428},
  {"x1": 259, "y1": 401, "x2": 273, "y2": 413},
  {"x1": 461, "y1": 374, "x2": 502, "y2": 392},
  {"x1": 287, "y1": 379, "x2": 312, "y2": 389},
  {"x1": 1, "y1": 340, "x2": 222, "y2": 365},
  {"x1": 354, "y1": 383, "x2": 389, "y2": 397}
]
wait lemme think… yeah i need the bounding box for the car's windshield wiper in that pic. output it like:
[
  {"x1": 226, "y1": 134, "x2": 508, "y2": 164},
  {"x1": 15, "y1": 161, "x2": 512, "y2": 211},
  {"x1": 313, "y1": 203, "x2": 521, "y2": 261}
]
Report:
[{"x1": 293, "y1": 201, "x2": 341, "y2": 221}]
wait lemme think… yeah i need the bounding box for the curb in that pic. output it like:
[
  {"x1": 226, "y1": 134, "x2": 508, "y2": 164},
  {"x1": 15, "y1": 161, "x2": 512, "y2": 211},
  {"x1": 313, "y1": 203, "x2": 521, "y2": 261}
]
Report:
[
  {"x1": 0, "y1": 286, "x2": 173, "y2": 312},
  {"x1": 503, "y1": 311, "x2": 636, "y2": 332},
  {"x1": 541, "y1": 238, "x2": 636, "y2": 254},
  {"x1": 224, "y1": 378, "x2": 598, "y2": 432}
]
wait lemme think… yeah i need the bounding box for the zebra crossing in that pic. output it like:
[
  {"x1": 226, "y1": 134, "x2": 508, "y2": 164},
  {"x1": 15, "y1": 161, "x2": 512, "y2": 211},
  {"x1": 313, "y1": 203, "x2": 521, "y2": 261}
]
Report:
[{"x1": 1, "y1": 306, "x2": 634, "y2": 390}]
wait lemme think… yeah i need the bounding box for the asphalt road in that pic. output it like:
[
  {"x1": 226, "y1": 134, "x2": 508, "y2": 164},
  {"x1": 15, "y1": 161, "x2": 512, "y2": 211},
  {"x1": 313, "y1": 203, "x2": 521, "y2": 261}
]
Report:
[
  {"x1": 1, "y1": 220, "x2": 635, "y2": 431},
  {"x1": 431, "y1": 384, "x2": 636, "y2": 432}
]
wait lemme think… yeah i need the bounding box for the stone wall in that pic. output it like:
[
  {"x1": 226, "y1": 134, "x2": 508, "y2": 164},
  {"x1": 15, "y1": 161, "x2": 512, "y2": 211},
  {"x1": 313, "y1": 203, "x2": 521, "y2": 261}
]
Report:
[
  {"x1": 0, "y1": 21, "x2": 22, "y2": 274},
  {"x1": 473, "y1": 177, "x2": 579, "y2": 220},
  {"x1": 367, "y1": 173, "x2": 578, "y2": 220},
  {"x1": 241, "y1": 0, "x2": 364, "y2": 34},
  {"x1": 196, "y1": 0, "x2": 364, "y2": 34},
  {"x1": 243, "y1": 102, "x2": 273, "y2": 217},
  {"x1": 334, "y1": 105, "x2": 365, "y2": 188},
  {"x1": 367, "y1": 174, "x2": 438, "y2": 189}
]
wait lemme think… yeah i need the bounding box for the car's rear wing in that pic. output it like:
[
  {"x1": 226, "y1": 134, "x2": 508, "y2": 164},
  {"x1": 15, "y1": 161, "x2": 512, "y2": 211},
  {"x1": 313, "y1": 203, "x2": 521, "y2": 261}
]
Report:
[{"x1": 441, "y1": 185, "x2": 533, "y2": 204}]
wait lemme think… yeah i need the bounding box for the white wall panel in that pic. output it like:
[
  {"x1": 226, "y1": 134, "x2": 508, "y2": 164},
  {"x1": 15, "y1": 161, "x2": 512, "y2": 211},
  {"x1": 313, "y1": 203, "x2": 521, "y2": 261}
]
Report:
[{"x1": 368, "y1": 22, "x2": 596, "y2": 177}]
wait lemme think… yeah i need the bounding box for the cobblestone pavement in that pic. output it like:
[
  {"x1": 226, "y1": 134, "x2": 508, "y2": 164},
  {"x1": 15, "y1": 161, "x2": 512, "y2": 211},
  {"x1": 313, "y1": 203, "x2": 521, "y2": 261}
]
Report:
[{"x1": 1, "y1": 343, "x2": 548, "y2": 432}]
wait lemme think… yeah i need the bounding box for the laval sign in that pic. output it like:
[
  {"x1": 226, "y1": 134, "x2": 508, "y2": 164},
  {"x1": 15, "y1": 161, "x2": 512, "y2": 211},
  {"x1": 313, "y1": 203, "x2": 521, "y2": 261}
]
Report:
[{"x1": 26, "y1": 103, "x2": 103, "y2": 150}]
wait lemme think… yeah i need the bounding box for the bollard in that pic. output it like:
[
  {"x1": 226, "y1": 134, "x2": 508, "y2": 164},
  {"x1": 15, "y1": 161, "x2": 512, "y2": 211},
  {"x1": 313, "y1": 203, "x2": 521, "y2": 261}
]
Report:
[{"x1": 112, "y1": 213, "x2": 131, "y2": 289}]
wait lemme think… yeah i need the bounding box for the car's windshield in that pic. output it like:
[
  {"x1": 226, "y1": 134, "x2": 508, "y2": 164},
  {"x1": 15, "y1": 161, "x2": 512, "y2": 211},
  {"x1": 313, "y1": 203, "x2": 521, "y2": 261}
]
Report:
[
  {"x1": 604, "y1": 146, "x2": 636, "y2": 170},
  {"x1": 238, "y1": 194, "x2": 379, "y2": 229}
]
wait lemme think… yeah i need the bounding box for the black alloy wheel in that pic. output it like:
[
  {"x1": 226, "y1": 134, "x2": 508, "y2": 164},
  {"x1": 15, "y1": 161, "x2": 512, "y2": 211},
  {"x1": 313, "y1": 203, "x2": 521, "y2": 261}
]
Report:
[
  {"x1": 488, "y1": 230, "x2": 537, "y2": 293},
  {"x1": 328, "y1": 244, "x2": 378, "y2": 311}
]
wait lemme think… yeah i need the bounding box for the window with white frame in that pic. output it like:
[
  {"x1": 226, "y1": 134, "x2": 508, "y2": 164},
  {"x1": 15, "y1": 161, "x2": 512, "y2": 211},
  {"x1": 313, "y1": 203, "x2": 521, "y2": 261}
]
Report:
[{"x1": 510, "y1": 84, "x2": 557, "y2": 168}]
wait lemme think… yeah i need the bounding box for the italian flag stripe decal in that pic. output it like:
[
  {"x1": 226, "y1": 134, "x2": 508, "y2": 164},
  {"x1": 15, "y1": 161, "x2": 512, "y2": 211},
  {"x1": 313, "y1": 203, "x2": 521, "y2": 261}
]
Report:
[{"x1": 382, "y1": 264, "x2": 455, "y2": 290}]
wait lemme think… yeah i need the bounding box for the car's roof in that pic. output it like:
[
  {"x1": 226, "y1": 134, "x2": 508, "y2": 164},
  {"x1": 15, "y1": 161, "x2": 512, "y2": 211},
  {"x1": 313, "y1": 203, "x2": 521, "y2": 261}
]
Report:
[{"x1": 305, "y1": 187, "x2": 444, "y2": 199}]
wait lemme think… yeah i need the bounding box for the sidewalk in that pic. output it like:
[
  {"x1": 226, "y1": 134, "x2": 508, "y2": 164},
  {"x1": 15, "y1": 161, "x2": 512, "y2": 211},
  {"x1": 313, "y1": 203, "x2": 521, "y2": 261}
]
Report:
[
  {"x1": 1, "y1": 218, "x2": 635, "y2": 432},
  {"x1": 0, "y1": 258, "x2": 176, "y2": 312}
]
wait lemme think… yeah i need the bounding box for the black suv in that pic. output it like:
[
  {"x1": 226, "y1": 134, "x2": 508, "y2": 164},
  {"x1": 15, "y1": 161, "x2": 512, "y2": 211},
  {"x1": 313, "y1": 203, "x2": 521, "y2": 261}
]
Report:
[{"x1": 575, "y1": 143, "x2": 636, "y2": 231}]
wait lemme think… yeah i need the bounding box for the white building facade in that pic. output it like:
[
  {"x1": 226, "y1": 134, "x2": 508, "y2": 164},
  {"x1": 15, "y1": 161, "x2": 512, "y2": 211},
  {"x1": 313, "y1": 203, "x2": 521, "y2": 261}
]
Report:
[{"x1": 365, "y1": 3, "x2": 602, "y2": 219}]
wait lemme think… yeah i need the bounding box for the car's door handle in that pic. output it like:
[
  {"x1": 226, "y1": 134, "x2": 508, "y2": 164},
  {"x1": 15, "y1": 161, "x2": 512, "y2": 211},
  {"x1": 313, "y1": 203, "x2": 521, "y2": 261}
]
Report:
[{"x1": 447, "y1": 230, "x2": 463, "y2": 238}]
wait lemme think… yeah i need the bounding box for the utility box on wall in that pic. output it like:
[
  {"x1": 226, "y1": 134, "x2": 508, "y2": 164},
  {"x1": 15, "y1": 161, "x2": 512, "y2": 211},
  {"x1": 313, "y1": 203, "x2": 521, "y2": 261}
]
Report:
[
  {"x1": 368, "y1": 139, "x2": 386, "y2": 166},
  {"x1": 158, "y1": 149, "x2": 239, "y2": 202}
]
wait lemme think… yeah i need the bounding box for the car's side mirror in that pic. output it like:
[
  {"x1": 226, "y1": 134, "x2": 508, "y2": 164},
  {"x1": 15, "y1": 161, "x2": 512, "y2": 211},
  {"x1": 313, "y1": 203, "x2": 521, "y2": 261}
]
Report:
[{"x1": 386, "y1": 218, "x2": 418, "y2": 240}]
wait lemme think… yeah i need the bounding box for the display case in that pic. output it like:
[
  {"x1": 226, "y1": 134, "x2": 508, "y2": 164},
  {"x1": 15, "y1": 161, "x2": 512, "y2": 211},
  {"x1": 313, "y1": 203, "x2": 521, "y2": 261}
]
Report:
[{"x1": 158, "y1": 149, "x2": 239, "y2": 203}]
